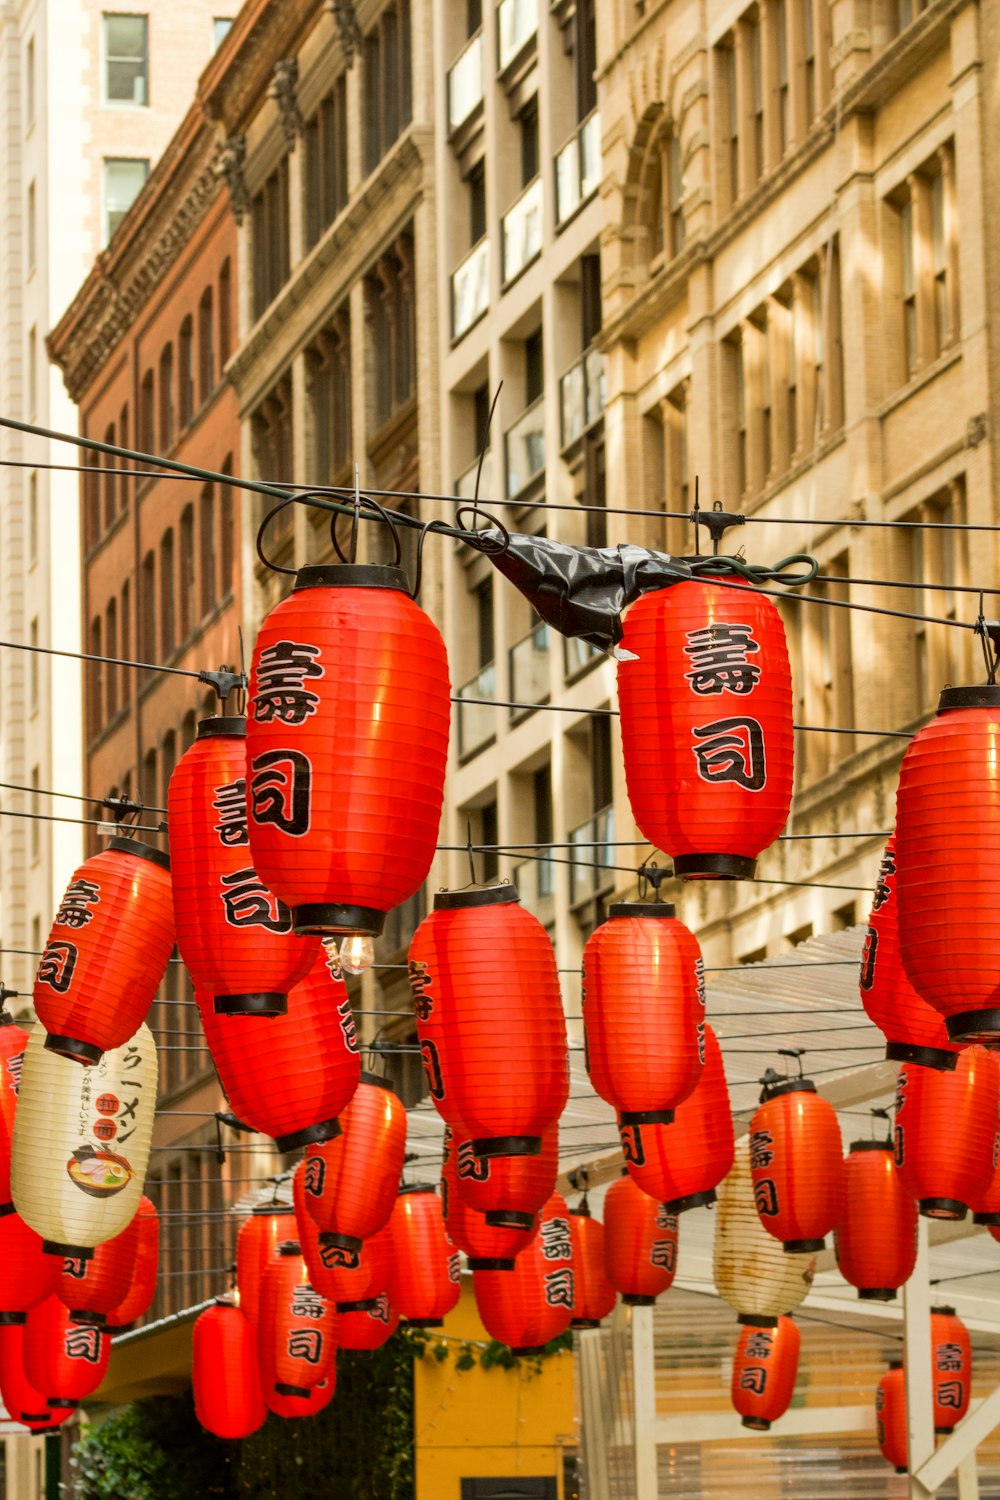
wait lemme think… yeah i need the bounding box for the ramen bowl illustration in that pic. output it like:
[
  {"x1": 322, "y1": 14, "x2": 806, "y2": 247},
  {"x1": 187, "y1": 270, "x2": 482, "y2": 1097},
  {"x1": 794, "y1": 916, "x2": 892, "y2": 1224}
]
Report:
[{"x1": 66, "y1": 1144, "x2": 133, "y2": 1198}]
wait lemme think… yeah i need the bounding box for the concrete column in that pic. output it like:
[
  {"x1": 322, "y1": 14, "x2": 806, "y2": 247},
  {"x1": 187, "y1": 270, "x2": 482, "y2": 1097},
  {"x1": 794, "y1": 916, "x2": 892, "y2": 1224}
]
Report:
[{"x1": 631, "y1": 1304, "x2": 658, "y2": 1500}]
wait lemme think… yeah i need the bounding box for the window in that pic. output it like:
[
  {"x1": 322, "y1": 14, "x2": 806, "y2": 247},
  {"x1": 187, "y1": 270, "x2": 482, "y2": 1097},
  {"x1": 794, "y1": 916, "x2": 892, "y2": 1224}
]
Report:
[
  {"x1": 803, "y1": 0, "x2": 816, "y2": 122},
  {"x1": 723, "y1": 39, "x2": 739, "y2": 206},
  {"x1": 520, "y1": 98, "x2": 539, "y2": 187},
  {"x1": 304, "y1": 78, "x2": 348, "y2": 247},
  {"x1": 28, "y1": 616, "x2": 38, "y2": 711},
  {"x1": 179, "y1": 505, "x2": 195, "y2": 640},
  {"x1": 104, "y1": 13, "x2": 148, "y2": 105},
  {"x1": 160, "y1": 730, "x2": 177, "y2": 808},
  {"x1": 103, "y1": 157, "x2": 149, "y2": 243},
  {"x1": 85, "y1": 462, "x2": 100, "y2": 549},
  {"x1": 900, "y1": 194, "x2": 917, "y2": 379},
  {"x1": 27, "y1": 326, "x2": 36, "y2": 419},
  {"x1": 362, "y1": 1, "x2": 412, "y2": 174},
  {"x1": 366, "y1": 234, "x2": 415, "y2": 428},
  {"x1": 774, "y1": 0, "x2": 789, "y2": 155},
  {"x1": 747, "y1": 11, "x2": 763, "y2": 183},
  {"x1": 26, "y1": 180, "x2": 35, "y2": 273},
  {"x1": 25, "y1": 36, "x2": 35, "y2": 128},
  {"x1": 121, "y1": 579, "x2": 131, "y2": 704},
  {"x1": 730, "y1": 331, "x2": 747, "y2": 496},
  {"x1": 668, "y1": 134, "x2": 684, "y2": 256},
  {"x1": 140, "y1": 369, "x2": 155, "y2": 451},
  {"x1": 30, "y1": 766, "x2": 40, "y2": 863},
  {"x1": 199, "y1": 485, "x2": 216, "y2": 616},
  {"x1": 480, "y1": 798, "x2": 499, "y2": 881},
  {"x1": 931, "y1": 169, "x2": 950, "y2": 351},
  {"x1": 643, "y1": 128, "x2": 684, "y2": 265},
  {"x1": 467, "y1": 0, "x2": 482, "y2": 33},
  {"x1": 89, "y1": 615, "x2": 103, "y2": 734},
  {"x1": 119, "y1": 403, "x2": 130, "y2": 507},
  {"x1": 160, "y1": 530, "x2": 175, "y2": 658},
  {"x1": 574, "y1": 0, "x2": 597, "y2": 118},
  {"x1": 250, "y1": 159, "x2": 290, "y2": 320},
  {"x1": 218, "y1": 260, "x2": 231, "y2": 366},
  {"x1": 105, "y1": 598, "x2": 118, "y2": 719},
  {"x1": 158, "y1": 343, "x2": 174, "y2": 450},
  {"x1": 476, "y1": 577, "x2": 494, "y2": 669},
  {"x1": 893, "y1": 0, "x2": 929, "y2": 35},
  {"x1": 799, "y1": 551, "x2": 853, "y2": 778},
  {"x1": 468, "y1": 161, "x2": 486, "y2": 245},
  {"x1": 252, "y1": 381, "x2": 293, "y2": 485},
  {"x1": 310, "y1": 313, "x2": 352, "y2": 483},
  {"x1": 178, "y1": 316, "x2": 194, "y2": 428},
  {"x1": 28, "y1": 471, "x2": 37, "y2": 563},
  {"x1": 140, "y1": 551, "x2": 155, "y2": 662},
  {"x1": 525, "y1": 327, "x2": 544, "y2": 404},
  {"x1": 220, "y1": 456, "x2": 235, "y2": 592},
  {"x1": 906, "y1": 480, "x2": 969, "y2": 707},
  {"x1": 212, "y1": 16, "x2": 232, "y2": 49},
  {"x1": 890, "y1": 149, "x2": 956, "y2": 387}
]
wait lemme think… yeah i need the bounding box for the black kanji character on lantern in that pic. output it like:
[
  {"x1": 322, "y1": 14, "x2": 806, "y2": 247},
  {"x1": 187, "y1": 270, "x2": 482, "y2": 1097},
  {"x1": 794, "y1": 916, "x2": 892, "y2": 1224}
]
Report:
[
  {"x1": 304, "y1": 1156, "x2": 326, "y2": 1197},
  {"x1": 543, "y1": 1268, "x2": 575, "y2": 1309},
  {"x1": 55, "y1": 878, "x2": 101, "y2": 929},
  {"x1": 655, "y1": 1206, "x2": 677, "y2": 1233},
  {"x1": 749, "y1": 1130, "x2": 775, "y2": 1171},
  {"x1": 287, "y1": 1329, "x2": 324, "y2": 1364},
  {"x1": 249, "y1": 749, "x2": 312, "y2": 837},
  {"x1": 860, "y1": 927, "x2": 878, "y2": 992},
  {"x1": 650, "y1": 1238, "x2": 676, "y2": 1272},
  {"x1": 66, "y1": 1327, "x2": 102, "y2": 1363},
  {"x1": 369, "y1": 1295, "x2": 391, "y2": 1325},
  {"x1": 683, "y1": 623, "x2": 762, "y2": 696},
  {"x1": 5, "y1": 1051, "x2": 23, "y2": 1094},
  {"x1": 692, "y1": 717, "x2": 767, "y2": 791},
  {"x1": 872, "y1": 850, "x2": 895, "y2": 912},
  {"x1": 936, "y1": 1343, "x2": 964, "y2": 1373},
  {"x1": 694, "y1": 957, "x2": 706, "y2": 1010},
  {"x1": 252, "y1": 640, "x2": 324, "y2": 726},
  {"x1": 937, "y1": 1381, "x2": 964, "y2": 1410},
  {"x1": 456, "y1": 1139, "x2": 489, "y2": 1183},
  {"x1": 420, "y1": 1038, "x2": 445, "y2": 1101},
  {"x1": 754, "y1": 1179, "x2": 779, "y2": 1217},
  {"x1": 62, "y1": 1257, "x2": 87, "y2": 1280},
  {"x1": 320, "y1": 1242, "x2": 358, "y2": 1271},
  {"x1": 540, "y1": 1217, "x2": 572, "y2": 1261},
  {"x1": 739, "y1": 1366, "x2": 768, "y2": 1395},
  {"x1": 338, "y1": 998, "x2": 359, "y2": 1053},
  {"x1": 619, "y1": 1125, "x2": 646, "y2": 1168},
  {"x1": 219, "y1": 868, "x2": 293, "y2": 933},
  {"x1": 746, "y1": 1333, "x2": 773, "y2": 1360},
  {"x1": 36, "y1": 940, "x2": 78, "y2": 994},
  {"x1": 447, "y1": 1253, "x2": 461, "y2": 1284},
  {"x1": 408, "y1": 960, "x2": 435, "y2": 1021},
  {"x1": 212, "y1": 779, "x2": 249, "y2": 847},
  {"x1": 291, "y1": 1285, "x2": 325, "y2": 1320}
]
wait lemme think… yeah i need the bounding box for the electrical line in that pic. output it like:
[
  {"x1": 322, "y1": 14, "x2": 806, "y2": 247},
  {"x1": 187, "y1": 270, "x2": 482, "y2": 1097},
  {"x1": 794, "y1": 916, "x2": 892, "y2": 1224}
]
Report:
[{"x1": 0, "y1": 780, "x2": 168, "y2": 815}]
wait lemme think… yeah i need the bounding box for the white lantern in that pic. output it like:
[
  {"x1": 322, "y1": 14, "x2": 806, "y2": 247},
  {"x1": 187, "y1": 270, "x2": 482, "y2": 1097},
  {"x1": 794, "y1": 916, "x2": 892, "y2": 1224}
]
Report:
[
  {"x1": 12, "y1": 1022, "x2": 157, "y2": 1257},
  {"x1": 713, "y1": 1137, "x2": 815, "y2": 1326}
]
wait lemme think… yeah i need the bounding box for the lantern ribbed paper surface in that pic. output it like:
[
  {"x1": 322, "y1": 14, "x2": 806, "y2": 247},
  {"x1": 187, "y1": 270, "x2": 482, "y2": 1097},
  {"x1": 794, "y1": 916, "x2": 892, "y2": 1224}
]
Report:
[
  {"x1": 713, "y1": 1139, "x2": 816, "y2": 1325},
  {"x1": 860, "y1": 840, "x2": 960, "y2": 1070},
  {"x1": 245, "y1": 565, "x2": 450, "y2": 937},
  {"x1": 409, "y1": 886, "x2": 568, "y2": 1156},
  {"x1": 603, "y1": 1175, "x2": 678, "y2": 1306},
  {"x1": 236, "y1": 1207, "x2": 297, "y2": 1327},
  {"x1": 0, "y1": 1011, "x2": 28, "y2": 1204},
  {"x1": 876, "y1": 1362, "x2": 908, "y2": 1473},
  {"x1": 731, "y1": 1315, "x2": 800, "y2": 1430},
  {"x1": 12, "y1": 1021, "x2": 157, "y2": 1257},
  {"x1": 25, "y1": 1296, "x2": 109, "y2": 1404},
  {"x1": 34, "y1": 840, "x2": 173, "y2": 1065},
  {"x1": 582, "y1": 902, "x2": 704, "y2": 1124},
  {"x1": 0, "y1": 1322, "x2": 63, "y2": 1428},
  {"x1": 266, "y1": 1373, "x2": 336, "y2": 1419},
  {"x1": 106, "y1": 1197, "x2": 158, "y2": 1329},
  {"x1": 620, "y1": 1023, "x2": 734, "y2": 1212},
  {"x1": 834, "y1": 1143, "x2": 916, "y2": 1301},
  {"x1": 895, "y1": 689, "x2": 1000, "y2": 1041},
  {"x1": 336, "y1": 1294, "x2": 399, "y2": 1350},
  {"x1": 293, "y1": 1158, "x2": 382, "y2": 1303},
  {"x1": 749, "y1": 1077, "x2": 845, "y2": 1252},
  {"x1": 617, "y1": 575, "x2": 793, "y2": 880},
  {"x1": 932, "y1": 1306, "x2": 971, "y2": 1434},
  {"x1": 257, "y1": 1243, "x2": 335, "y2": 1397},
  {"x1": 568, "y1": 1208, "x2": 616, "y2": 1328},
  {"x1": 441, "y1": 1127, "x2": 537, "y2": 1264},
  {"x1": 55, "y1": 1215, "x2": 139, "y2": 1328},
  {"x1": 388, "y1": 1186, "x2": 461, "y2": 1327},
  {"x1": 452, "y1": 1124, "x2": 557, "y2": 1227},
  {"x1": 0, "y1": 1210, "x2": 59, "y2": 1320},
  {"x1": 301, "y1": 1074, "x2": 406, "y2": 1253},
  {"x1": 198, "y1": 943, "x2": 360, "y2": 1152},
  {"x1": 893, "y1": 1046, "x2": 999, "y2": 1219},
  {"x1": 473, "y1": 1192, "x2": 575, "y2": 1354},
  {"x1": 168, "y1": 717, "x2": 318, "y2": 1016},
  {"x1": 192, "y1": 1302, "x2": 267, "y2": 1439}
]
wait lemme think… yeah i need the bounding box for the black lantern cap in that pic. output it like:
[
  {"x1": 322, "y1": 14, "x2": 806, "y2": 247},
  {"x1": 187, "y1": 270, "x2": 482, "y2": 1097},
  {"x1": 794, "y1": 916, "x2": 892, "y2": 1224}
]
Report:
[
  {"x1": 294, "y1": 563, "x2": 408, "y2": 593},
  {"x1": 107, "y1": 836, "x2": 170, "y2": 871},
  {"x1": 432, "y1": 884, "x2": 520, "y2": 912},
  {"x1": 196, "y1": 716, "x2": 246, "y2": 739}
]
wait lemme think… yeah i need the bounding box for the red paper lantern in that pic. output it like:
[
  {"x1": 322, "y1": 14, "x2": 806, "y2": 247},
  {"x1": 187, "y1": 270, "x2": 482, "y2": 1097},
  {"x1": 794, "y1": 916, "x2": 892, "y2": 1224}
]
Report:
[
  {"x1": 582, "y1": 902, "x2": 704, "y2": 1124},
  {"x1": 619, "y1": 1023, "x2": 734, "y2": 1211},
  {"x1": 236, "y1": 1206, "x2": 297, "y2": 1326},
  {"x1": 876, "y1": 1361, "x2": 908, "y2": 1473},
  {"x1": 107, "y1": 1197, "x2": 159, "y2": 1330},
  {"x1": 617, "y1": 574, "x2": 793, "y2": 880},
  {"x1": 300, "y1": 1074, "x2": 407, "y2": 1252},
  {"x1": 895, "y1": 689, "x2": 1000, "y2": 1042},
  {"x1": 894, "y1": 1046, "x2": 999, "y2": 1219},
  {"x1": 388, "y1": 1186, "x2": 461, "y2": 1328},
  {"x1": 441, "y1": 1127, "x2": 537, "y2": 1266},
  {"x1": 257, "y1": 1242, "x2": 336, "y2": 1398},
  {"x1": 192, "y1": 1301, "x2": 267, "y2": 1439},
  {"x1": 0, "y1": 1209, "x2": 59, "y2": 1320},
  {"x1": 0, "y1": 1322, "x2": 67, "y2": 1429},
  {"x1": 568, "y1": 1207, "x2": 616, "y2": 1329},
  {"x1": 199, "y1": 943, "x2": 360, "y2": 1152},
  {"x1": 834, "y1": 1142, "x2": 916, "y2": 1301},
  {"x1": 860, "y1": 840, "x2": 960, "y2": 1070},
  {"x1": 0, "y1": 1008, "x2": 28, "y2": 1203},
  {"x1": 409, "y1": 886, "x2": 567, "y2": 1156},
  {"x1": 294, "y1": 1157, "x2": 396, "y2": 1304},
  {"x1": 603, "y1": 1174, "x2": 678, "y2": 1305},
  {"x1": 336, "y1": 1293, "x2": 399, "y2": 1350},
  {"x1": 245, "y1": 565, "x2": 450, "y2": 937},
  {"x1": 55, "y1": 1214, "x2": 139, "y2": 1328},
  {"x1": 452, "y1": 1123, "x2": 558, "y2": 1228},
  {"x1": 24, "y1": 1296, "x2": 109, "y2": 1405},
  {"x1": 33, "y1": 839, "x2": 174, "y2": 1064},
  {"x1": 748, "y1": 1073, "x2": 845, "y2": 1251},
  {"x1": 168, "y1": 717, "x2": 319, "y2": 1016},
  {"x1": 731, "y1": 1315, "x2": 800, "y2": 1430},
  {"x1": 932, "y1": 1305, "x2": 971, "y2": 1433},
  {"x1": 266, "y1": 1372, "x2": 336, "y2": 1419},
  {"x1": 473, "y1": 1192, "x2": 575, "y2": 1353}
]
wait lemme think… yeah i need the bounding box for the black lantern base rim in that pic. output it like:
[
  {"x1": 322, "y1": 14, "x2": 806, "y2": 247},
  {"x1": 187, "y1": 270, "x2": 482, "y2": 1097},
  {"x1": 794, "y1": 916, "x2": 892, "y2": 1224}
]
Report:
[
  {"x1": 763, "y1": 1078, "x2": 817, "y2": 1102},
  {"x1": 510, "y1": 1345, "x2": 546, "y2": 1356},
  {"x1": 359, "y1": 1071, "x2": 398, "y2": 1093},
  {"x1": 619, "y1": 1109, "x2": 675, "y2": 1126},
  {"x1": 895, "y1": 1468, "x2": 908, "y2": 1476},
  {"x1": 974, "y1": 1211, "x2": 1000, "y2": 1226},
  {"x1": 48, "y1": 1399, "x2": 77, "y2": 1410},
  {"x1": 885, "y1": 1041, "x2": 958, "y2": 1071},
  {"x1": 665, "y1": 1188, "x2": 717, "y2": 1215},
  {"x1": 945, "y1": 1007, "x2": 1000, "y2": 1043},
  {"x1": 292, "y1": 903, "x2": 385, "y2": 937},
  {"x1": 43, "y1": 1033, "x2": 103, "y2": 1067},
  {"x1": 213, "y1": 991, "x2": 287, "y2": 1017},
  {"x1": 741, "y1": 1417, "x2": 771, "y2": 1431},
  {"x1": 849, "y1": 1141, "x2": 893, "y2": 1155},
  {"x1": 42, "y1": 1240, "x2": 93, "y2": 1260},
  {"x1": 858, "y1": 1288, "x2": 898, "y2": 1302},
  {"x1": 272, "y1": 1118, "x2": 342, "y2": 1154},
  {"x1": 110, "y1": 1322, "x2": 135, "y2": 1335},
  {"x1": 319, "y1": 1231, "x2": 363, "y2": 1253},
  {"x1": 607, "y1": 901, "x2": 677, "y2": 921},
  {"x1": 919, "y1": 1197, "x2": 967, "y2": 1220},
  {"x1": 623, "y1": 1294, "x2": 656, "y2": 1306},
  {"x1": 737, "y1": 1313, "x2": 778, "y2": 1328},
  {"x1": 0, "y1": 1201, "x2": 16, "y2": 1219},
  {"x1": 0, "y1": 1312, "x2": 26, "y2": 1326},
  {"x1": 22, "y1": 1411, "x2": 51, "y2": 1424},
  {"x1": 294, "y1": 563, "x2": 409, "y2": 594},
  {"x1": 467, "y1": 1258, "x2": 515, "y2": 1272},
  {"x1": 935, "y1": 1425, "x2": 957, "y2": 1436},
  {"x1": 783, "y1": 1238, "x2": 825, "y2": 1253},
  {"x1": 483, "y1": 1210, "x2": 535, "y2": 1230},
  {"x1": 336, "y1": 1299, "x2": 380, "y2": 1313},
  {"x1": 401, "y1": 1319, "x2": 443, "y2": 1329},
  {"x1": 671, "y1": 852, "x2": 757, "y2": 881},
  {"x1": 433, "y1": 884, "x2": 521, "y2": 912},
  {"x1": 274, "y1": 1383, "x2": 311, "y2": 1399},
  {"x1": 470, "y1": 1135, "x2": 542, "y2": 1159},
  {"x1": 68, "y1": 1311, "x2": 107, "y2": 1328},
  {"x1": 571, "y1": 1319, "x2": 602, "y2": 1330}
]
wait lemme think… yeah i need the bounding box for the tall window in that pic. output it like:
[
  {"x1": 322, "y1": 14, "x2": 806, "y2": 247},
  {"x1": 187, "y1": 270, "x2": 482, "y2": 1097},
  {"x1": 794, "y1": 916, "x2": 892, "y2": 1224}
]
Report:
[
  {"x1": 140, "y1": 369, "x2": 155, "y2": 451},
  {"x1": 28, "y1": 470, "x2": 37, "y2": 562},
  {"x1": 159, "y1": 529, "x2": 175, "y2": 659},
  {"x1": 730, "y1": 331, "x2": 747, "y2": 496},
  {"x1": 103, "y1": 423, "x2": 116, "y2": 526},
  {"x1": 105, "y1": 598, "x2": 118, "y2": 720},
  {"x1": 774, "y1": 0, "x2": 789, "y2": 155},
  {"x1": 89, "y1": 616, "x2": 103, "y2": 735},
  {"x1": 220, "y1": 456, "x2": 235, "y2": 593},
  {"x1": 198, "y1": 287, "x2": 214, "y2": 401},
  {"x1": 900, "y1": 195, "x2": 917, "y2": 379},
  {"x1": 218, "y1": 260, "x2": 232, "y2": 367},
  {"x1": 30, "y1": 766, "x2": 40, "y2": 862},
  {"x1": 121, "y1": 579, "x2": 131, "y2": 704},
  {"x1": 250, "y1": 161, "x2": 290, "y2": 320},
  {"x1": 468, "y1": 161, "x2": 486, "y2": 245},
  {"x1": 178, "y1": 316, "x2": 194, "y2": 429},
  {"x1": 29, "y1": 617, "x2": 39, "y2": 712},
  {"x1": 199, "y1": 485, "x2": 216, "y2": 617},
  {"x1": 803, "y1": 0, "x2": 816, "y2": 122},
  {"x1": 644, "y1": 127, "x2": 684, "y2": 266},
  {"x1": 25, "y1": 36, "x2": 35, "y2": 128},
  {"x1": 26, "y1": 180, "x2": 35, "y2": 273},
  {"x1": 748, "y1": 12, "x2": 763, "y2": 183},
  {"x1": 305, "y1": 77, "x2": 348, "y2": 247},
  {"x1": 27, "y1": 326, "x2": 37, "y2": 419},
  {"x1": 103, "y1": 158, "x2": 149, "y2": 243},
  {"x1": 251, "y1": 381, "x2": 293, "y2": 483},
  {"x1": 179, "y1": 505, "x2": 195, "y2": 641},
  {"x1": 931, "y1": 169, "x2": 950, "y2": 351},
  {"x1": 310, "y1": 314, "x2": 352, "y2": 483},
  {"x1": 362, "y1": 1, "x2": 412, "y2": 174},
  {"x1": 367, "y1": 234, "x2": 415, "y2": 428},
  {"x1": 103, "y1": 13, "x2": 148, "y2": 105},
  {"x1": 158, "y1": 343, "x2": 174, "y2": 450},
  {"x1": 140, "y1": 551, "x2": 155, "y2": 663}
]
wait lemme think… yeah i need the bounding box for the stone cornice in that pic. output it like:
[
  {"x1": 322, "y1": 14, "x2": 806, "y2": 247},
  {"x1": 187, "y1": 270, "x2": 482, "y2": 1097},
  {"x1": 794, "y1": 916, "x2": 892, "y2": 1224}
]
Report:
[{"x1": 198, "y1": 0, "x2": 324, "y2": 135}]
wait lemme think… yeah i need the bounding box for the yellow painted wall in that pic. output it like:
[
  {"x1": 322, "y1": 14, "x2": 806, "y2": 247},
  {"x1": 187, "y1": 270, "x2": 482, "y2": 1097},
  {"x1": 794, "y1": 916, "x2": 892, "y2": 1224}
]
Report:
[{"x1": 414, "y1": 1282, "x2": 577, "y2": 1500}]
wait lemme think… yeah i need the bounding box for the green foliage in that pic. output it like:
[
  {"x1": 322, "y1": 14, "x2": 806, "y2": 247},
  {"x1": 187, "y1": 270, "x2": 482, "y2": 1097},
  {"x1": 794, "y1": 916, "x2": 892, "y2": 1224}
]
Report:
[{"x1": 70, "y1": 1394, "x2": 236, "y2": 1500}]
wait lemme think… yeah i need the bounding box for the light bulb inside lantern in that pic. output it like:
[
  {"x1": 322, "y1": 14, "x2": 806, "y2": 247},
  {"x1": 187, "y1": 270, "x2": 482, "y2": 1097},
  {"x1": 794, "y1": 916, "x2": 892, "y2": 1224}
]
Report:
[{"x1": 339, "y1": 934, "x2": 375, "y2": 975}]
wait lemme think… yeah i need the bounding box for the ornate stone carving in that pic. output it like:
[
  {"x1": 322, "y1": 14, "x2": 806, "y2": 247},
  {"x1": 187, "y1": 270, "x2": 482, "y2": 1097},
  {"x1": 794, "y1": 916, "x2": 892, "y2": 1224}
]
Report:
[
  {"x1": 326, "y1": 0, "x2": 362, "y2": 67},
  {"x1": 269, "y1": 58, "x2": 303, "y2": 150},
  {"x1": 215, "y1": 135, "x2": 250, "y2": 224}
]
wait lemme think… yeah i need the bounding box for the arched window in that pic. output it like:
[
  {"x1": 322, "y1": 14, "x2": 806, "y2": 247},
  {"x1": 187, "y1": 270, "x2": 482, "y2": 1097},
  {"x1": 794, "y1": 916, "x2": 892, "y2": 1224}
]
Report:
[{"x1": 637, "y1": 119, "x2": 685, "y2": 269}]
